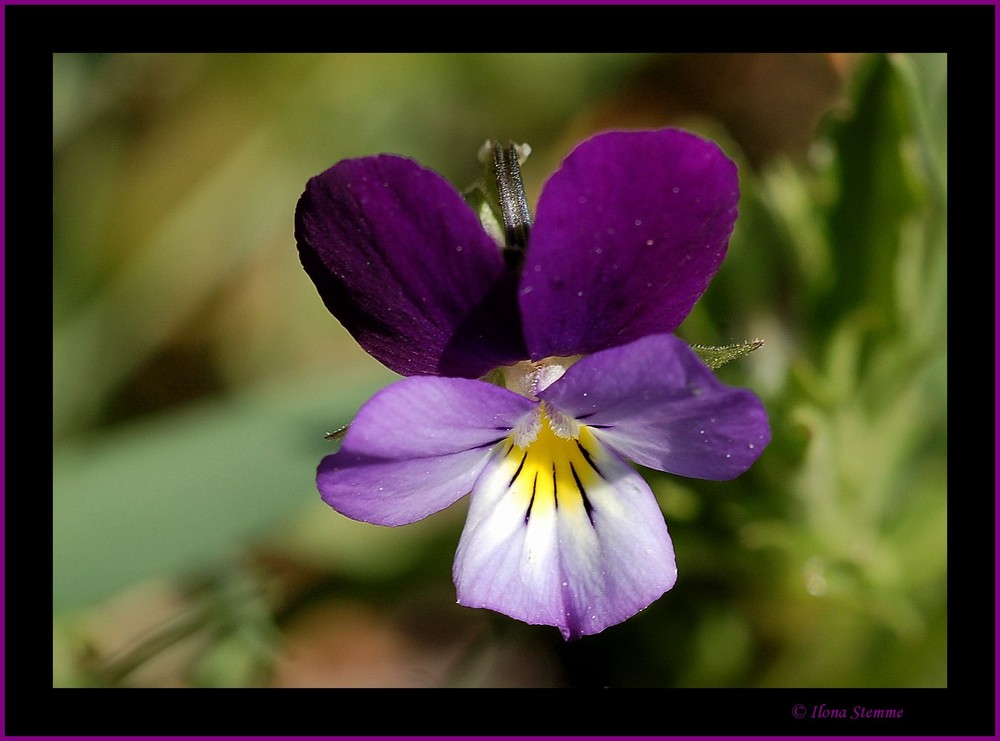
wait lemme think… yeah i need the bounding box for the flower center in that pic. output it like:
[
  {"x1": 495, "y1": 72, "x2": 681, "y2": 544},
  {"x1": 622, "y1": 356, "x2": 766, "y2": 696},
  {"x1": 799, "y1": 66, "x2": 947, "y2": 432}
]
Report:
[{"x1": 499, "y1": 407, "x2": 602, "y2": 525}]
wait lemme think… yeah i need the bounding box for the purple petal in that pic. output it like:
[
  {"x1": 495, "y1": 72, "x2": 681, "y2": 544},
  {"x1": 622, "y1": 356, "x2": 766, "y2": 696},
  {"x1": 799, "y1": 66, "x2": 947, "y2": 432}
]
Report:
[
  {"x1": 454, "y1": 424, "x2": 676, "y2": 640},
  {"x1": 520, "y1": 129, "x2": 739, "y2": 359},
  {"x1": 295, "y1": 155, "x2": 527, "y2": 378},
  {"x1": 539, "y1": 334, "x2": 770, "y2": 480},
  {"x1": 318, "y1": 377, "x2": 535, "y2": 526}
]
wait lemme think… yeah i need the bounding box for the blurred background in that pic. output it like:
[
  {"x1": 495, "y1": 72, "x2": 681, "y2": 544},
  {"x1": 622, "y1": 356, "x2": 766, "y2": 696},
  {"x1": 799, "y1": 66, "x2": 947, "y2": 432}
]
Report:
[{"x1": 53, "y1": 53, "x2": 947, "y2": 688}]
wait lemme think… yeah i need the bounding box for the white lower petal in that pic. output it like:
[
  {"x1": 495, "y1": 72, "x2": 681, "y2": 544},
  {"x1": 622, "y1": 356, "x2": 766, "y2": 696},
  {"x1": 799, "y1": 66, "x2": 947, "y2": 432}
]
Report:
[
  {"x1": 452, "y1": 441, "x2": 564, "y2": 628},
  {"x1": 453, "y1": 409, "x2": 677, "y2": 639}
]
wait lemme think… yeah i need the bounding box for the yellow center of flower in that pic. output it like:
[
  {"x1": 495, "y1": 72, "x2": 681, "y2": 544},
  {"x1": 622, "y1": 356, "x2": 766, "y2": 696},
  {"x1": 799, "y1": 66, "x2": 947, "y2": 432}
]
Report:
[{"x1": 502, "y1": 407, "x2": 602, "y2": 524}]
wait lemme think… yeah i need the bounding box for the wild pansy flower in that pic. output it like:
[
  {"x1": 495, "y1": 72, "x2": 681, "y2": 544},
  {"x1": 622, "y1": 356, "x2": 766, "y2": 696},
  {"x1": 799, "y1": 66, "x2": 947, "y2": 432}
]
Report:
[{"x1": 294, "y1": 129, "x2": 769, "y2": 639}]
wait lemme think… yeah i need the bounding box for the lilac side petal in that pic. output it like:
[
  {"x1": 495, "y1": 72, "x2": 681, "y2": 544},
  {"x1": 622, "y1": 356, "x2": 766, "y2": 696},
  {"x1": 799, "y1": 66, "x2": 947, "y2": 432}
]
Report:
[
  {"x1": 520, "y1": 129, "x2": 739, "y2": 359},
  {"x1": 295, "y1": 155, "x2": 527, "y2": 378},
  {"x1": 318, "y1": 377, "x2": 536, "y2": 526},
  {"x1": 539, "y1": 334, "x2": 770, "y2": 480},
  {"x1": 454, "y1": 427, "x2": 676, "y2": 640}
]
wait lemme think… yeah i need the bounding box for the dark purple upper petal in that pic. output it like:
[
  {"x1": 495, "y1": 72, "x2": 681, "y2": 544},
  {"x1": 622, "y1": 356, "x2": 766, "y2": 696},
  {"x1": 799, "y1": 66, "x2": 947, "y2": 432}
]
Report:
[
  {"x1": 539, "y1": 333, "x2": 769, "y2": 480},
  {"x1": 318, "y1": 376, "x2": 536, "y2": 526},
  {"x1": 295, "y1": 155, "x2": 527, "y2": 378},
  {"x1": 520, "y1": 129, "x2": 739, "y2": 359}
]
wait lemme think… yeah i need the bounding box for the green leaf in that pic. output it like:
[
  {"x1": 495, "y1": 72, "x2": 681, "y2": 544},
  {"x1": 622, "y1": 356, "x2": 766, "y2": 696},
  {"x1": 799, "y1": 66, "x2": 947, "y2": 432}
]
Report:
[
  {"x1": 889, "y1": 53, "x2": 946, "y2": 203},
  {"x1": 52, "y1": 370, "x2": 396, "y2": 612},
  {"x1": 822, "y1": 53, "x2": 921, "y2": 328}
]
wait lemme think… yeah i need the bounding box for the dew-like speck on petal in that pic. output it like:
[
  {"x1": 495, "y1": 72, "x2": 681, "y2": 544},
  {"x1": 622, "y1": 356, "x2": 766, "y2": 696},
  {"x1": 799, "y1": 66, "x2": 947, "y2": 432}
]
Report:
[
  {"x1": 672, "y1": 186, "x2": 680, "y2": 194},
  {"x1": 577, "y1": 291, "x2": 583, "y2": 297},
  {"x1": 748, "y1": 443, "x2": 755, "y2": 449},
  {"x1": 725, "y1": 453, "x2": 731, "y2": 459},
  {"x1": 561, "y1": 581, "x2": 568, "y2": 587},
  {"x1": 646, "y1": 239, "x2": 654, "y2": 246}
]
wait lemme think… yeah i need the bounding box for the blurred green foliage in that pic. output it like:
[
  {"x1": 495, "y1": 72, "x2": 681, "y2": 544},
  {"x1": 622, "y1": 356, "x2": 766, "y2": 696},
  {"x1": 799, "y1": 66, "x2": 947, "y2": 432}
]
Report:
[{"x1": 52, "y1": 53, "x2": 946, "y2": 688}]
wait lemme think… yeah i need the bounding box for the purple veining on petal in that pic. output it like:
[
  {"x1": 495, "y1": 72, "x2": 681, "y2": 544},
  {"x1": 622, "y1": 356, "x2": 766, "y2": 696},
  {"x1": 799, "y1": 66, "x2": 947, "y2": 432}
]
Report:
[
  {"x1": 453, "y1": 425, "x2": 676, "y2": 639},
  {"x1": 318, "y1": 376, "x2": 535, "y2": 526},
  {"x1": 520, "y1": 129, "x2": 739, "y2": 359},
  {"x1": 295, "y1": 154, "x2": 527, "y2": 378},
  {"x1": 539, "y1": 333, "x2": 770, "y2": 480},
  {"x1": 552, "y1": 440, "x2": 677, "y2": 638}
]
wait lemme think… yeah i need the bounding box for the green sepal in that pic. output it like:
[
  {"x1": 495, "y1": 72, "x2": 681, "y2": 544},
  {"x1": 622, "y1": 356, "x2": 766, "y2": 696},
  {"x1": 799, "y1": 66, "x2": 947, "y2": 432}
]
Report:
[
  {"x1": 690, "y1": 339, "x2": 764, "y2": 370},
  {"x1": 462, "y1": 140, "x2": 532, "y2": 251},
  {"x1": 462, "y1": 183, "x2": 505, "y2": 246},
  {"x1": 479, "y1": 366, "x2": 507, "y2": 389},
  {"x1": 324, "y1": 423, "x2": 350, "y2": 441}
]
